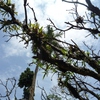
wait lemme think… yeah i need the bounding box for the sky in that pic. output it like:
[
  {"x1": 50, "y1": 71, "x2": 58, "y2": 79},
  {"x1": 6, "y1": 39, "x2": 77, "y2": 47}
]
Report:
[{"x1": 0, "y1": 0, "x2": 100, "y2": 100}]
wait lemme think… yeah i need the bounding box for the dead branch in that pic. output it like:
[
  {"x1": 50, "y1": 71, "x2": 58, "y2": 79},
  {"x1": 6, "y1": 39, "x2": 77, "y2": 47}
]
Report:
[{"x1": 0, "y1": 78, "x2": 16, "y2": 100}]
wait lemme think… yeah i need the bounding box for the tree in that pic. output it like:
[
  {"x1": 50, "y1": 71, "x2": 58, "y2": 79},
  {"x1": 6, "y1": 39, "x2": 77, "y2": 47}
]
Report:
[
  {"x1": 18, "y1": 68, "x2": 34, "y2": 100},
  {"x1": 0, "y1": 0, "x2": 100, "y2": 100}
]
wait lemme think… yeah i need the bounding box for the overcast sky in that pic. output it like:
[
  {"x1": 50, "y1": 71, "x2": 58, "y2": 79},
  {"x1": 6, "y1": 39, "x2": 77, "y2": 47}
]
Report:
[{"x1": 0, "y1": 0, "x2": 100, "y2": 100}]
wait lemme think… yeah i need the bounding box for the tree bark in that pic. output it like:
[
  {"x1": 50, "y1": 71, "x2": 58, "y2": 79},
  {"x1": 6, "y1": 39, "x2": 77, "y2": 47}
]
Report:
[{"x1": 29, "y1": 65, "x2": 38, "y2": 100}]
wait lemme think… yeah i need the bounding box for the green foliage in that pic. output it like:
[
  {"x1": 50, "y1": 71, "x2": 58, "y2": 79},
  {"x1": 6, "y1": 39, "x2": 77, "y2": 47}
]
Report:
[
  {"x1": 47, "y1": 94, "x2": 62, "y2": 100},
  {"x1": 18, "y1": 68, "x2": 34, "y2": 99},
  {"x1": 29, "y1": 22, "x2": 44, "y2": 37},
  {"x1": 97, "y1": 60, "x2": 100, "y2": 65},
  {"x1": 0, "y1": 0, "x2": 19, "y2": 33},
  {"x1": 6, "y1": 0, "x2": 11, "y2": 5},
  {"x1": 57, "y1": 71, "x2": 74, "y2": 87},
  {"x1": 85, "y1": 51, "x2": 90, "y2": 56},
  {"x1": 45, "y1": 25, "x2": 63, "y2": 44},
  {"x1": 90, "y1": 12, "x2": 96, "y2": 18},
  {"x1": 18, "y1": 67, "x2": 34, "y2": 88},
  {"x1": 2, "y1": 24, "x2": 20, "y2": 32},
  {"x1": 0, "y1": 0, "x2": 16, "y2": 16},
  {"x1": 31, "y1": 25, "x2": 63, "y2": 75},
  {"x1": 23, "y1": 87, "x2": 30, "y2": 99}
]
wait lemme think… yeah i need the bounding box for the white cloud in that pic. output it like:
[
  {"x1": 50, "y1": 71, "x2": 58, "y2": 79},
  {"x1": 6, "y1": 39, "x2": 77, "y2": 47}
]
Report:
[{"x1": 2, "y1": 37, "x2": 31, "y2": 57}]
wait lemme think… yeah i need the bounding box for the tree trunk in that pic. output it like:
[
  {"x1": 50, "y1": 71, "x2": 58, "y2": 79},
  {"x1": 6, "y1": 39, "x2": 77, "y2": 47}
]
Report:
[{"x1": 29, "y1": 65, "x2": 38, "y2": 100}]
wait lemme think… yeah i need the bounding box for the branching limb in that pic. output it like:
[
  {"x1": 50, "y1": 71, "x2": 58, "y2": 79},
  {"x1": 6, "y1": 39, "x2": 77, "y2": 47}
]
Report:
[
  {"x1": 86, "y1": 0, "x2": 100, "y2": 17},
  {"x1": 0, "y1": 78, "x2": 16, "y2": 100},
  {"x1": 62, "y1": 0, "x2": 100, "y2": 17},
  {"x1": 62, "y1": 0, "x2": 88, "y2": 7},
  {"x1": 37, "y1": 84, "x2": 50, "y2": 100},
  {"x1": 72, "y1": 75, "x2": 100, "y2": 99},
  {"x1": 27, "y1": 3, "x2": 37, "y2": 22}
]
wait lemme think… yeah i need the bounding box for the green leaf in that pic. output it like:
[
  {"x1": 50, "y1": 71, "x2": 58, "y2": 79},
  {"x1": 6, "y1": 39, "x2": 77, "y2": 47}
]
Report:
[
  {"x1": 61, "y1": 48, "x2": 68, "y2": 55},
  {"x1": 85, "y1": 51, "x2": 90, "y2": 56},
  {"x1": 91, "y1": 12, "x2": 96, "y2": 18},
  {"x1": 6, "y1": 0, "x2": 11, "y2": 5}
]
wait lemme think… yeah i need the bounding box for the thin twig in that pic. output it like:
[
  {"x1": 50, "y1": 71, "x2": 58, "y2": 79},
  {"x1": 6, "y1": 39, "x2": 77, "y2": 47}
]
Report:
[{"x1": 27, "y1": 3, "x2": 37, "y2": 22}]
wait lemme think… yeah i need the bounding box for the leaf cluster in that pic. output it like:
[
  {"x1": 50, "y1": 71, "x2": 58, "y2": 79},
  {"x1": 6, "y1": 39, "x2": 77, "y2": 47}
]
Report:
[{"x1": 18, "y1": 68, "x2": 34, "y2": 88}]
